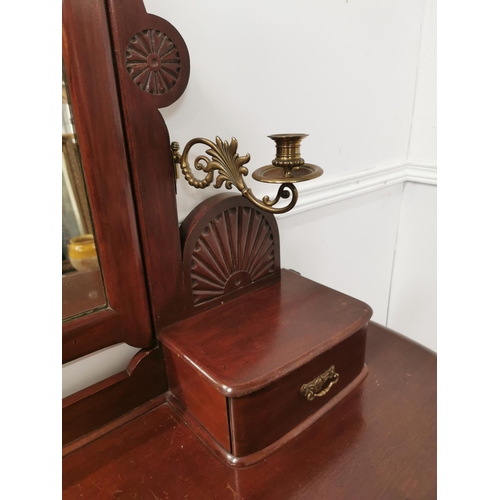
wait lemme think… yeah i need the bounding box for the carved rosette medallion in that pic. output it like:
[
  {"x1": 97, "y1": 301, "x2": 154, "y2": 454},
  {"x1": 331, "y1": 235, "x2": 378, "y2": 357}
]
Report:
[
  {"x1": 125, "y1": 30, "x2": 181, "y2": 94},
  {"x1": 191, "y1": 207, "x2": 275, "y2": 305}
]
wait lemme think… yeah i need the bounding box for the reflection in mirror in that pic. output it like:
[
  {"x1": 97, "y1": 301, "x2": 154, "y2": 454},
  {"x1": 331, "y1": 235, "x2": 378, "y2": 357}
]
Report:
[{"x1": 62, "y1": 66, "x2": 106, "y2": 320}]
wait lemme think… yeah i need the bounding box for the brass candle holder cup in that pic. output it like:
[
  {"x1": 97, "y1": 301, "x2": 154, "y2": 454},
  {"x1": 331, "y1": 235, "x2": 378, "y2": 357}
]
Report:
[
  {"x1": 252, "y1": 134, "x2": 323, "y2": 184},
  {"x1": 172, "y1": 134, "x2": 323, "y2": 214}
]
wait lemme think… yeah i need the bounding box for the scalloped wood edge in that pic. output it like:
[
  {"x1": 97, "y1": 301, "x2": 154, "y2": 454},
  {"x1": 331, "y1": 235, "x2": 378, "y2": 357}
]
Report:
[{"x1": 63, "y1": 347, "x2": 166, "y2": 453}]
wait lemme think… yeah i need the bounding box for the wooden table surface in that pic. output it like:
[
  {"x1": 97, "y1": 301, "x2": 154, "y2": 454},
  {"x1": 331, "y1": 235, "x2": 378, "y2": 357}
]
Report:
[{"x1": 62, "y1": 322, "x2": 437, "y2": 499}]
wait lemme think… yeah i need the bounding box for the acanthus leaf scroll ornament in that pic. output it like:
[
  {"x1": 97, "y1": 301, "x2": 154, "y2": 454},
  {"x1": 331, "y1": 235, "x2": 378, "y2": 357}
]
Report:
[
  {"x1": 125, "y1": 29, "x2": 181, "y2": 94},
  {"x1": 174, "y1": 137, "x2": 298, "y2": 214}
]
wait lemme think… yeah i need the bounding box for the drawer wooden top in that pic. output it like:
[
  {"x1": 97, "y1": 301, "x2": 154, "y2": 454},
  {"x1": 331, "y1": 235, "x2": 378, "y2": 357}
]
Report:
[{"x1": 160, "y1": 270, "x2": 372, "y2": 396}]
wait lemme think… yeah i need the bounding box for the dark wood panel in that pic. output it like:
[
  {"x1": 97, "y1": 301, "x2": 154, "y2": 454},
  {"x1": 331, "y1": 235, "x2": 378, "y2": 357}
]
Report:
[
  {"x1": 62, "y1": 0, "x2": 152, "y2": 363},
  {"x1": 62, "y1": 347, "x2": 165, "y2": 448},
  {"x1": 63, "y1": 309, "x2": 123, "y2": 360},
  {"x1": 107, "y1": 0, "x2": 191, "y2": 332},
  {"x1": 63, "y1": 396, "x2": 165, "y2": 458},
  {"x1": 167, "y1": 366, "x2": 368, "y2": 468},
  {"x1": 62, "y1": 323, "x2": 437, "y2": 499},
  {"x1": 230, "y1": 327, "x2": 367, "y2": 456},
  {"x1": 163, "y1": 347, "x2": 231, "y2": 451},
  {"x1": 62, "y1": 270, "x2": 105, "y2": 320},
  {"x1": 180, "y1": 194, "x2": 281, "y2": 315}
]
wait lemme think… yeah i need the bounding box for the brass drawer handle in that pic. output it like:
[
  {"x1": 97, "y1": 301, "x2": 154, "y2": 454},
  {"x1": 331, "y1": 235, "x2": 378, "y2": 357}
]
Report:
[{"x1": 300, "y1": 365, "x2": 340, "y2": 401}]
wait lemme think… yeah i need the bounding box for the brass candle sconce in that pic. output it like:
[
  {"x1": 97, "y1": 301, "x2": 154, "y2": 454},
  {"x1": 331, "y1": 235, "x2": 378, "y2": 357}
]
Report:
[{"x1": 171, "y1": 134, "x2": 323, "y2": 214}]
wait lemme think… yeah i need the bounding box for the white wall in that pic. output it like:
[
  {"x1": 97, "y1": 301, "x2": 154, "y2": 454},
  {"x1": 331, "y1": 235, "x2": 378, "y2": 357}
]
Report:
[
  {"x1": 62, "y1": 344, "x2": 139, "y2": 398},
  {"x1": 408, "y1": 0, "x2": 437, "y2": 163},
  {"x1": 387, "y1": 182, "x2": 436, "y2": 350},
  {"x1": 278, "y1": 184, "x2": 403, "y2": 325},
  {"x1": 388, "y1": 0, "x2": 436, "y2": 351},
  {"x1": 156, "y1": 0, "x2": 424, "y2": 220},
  {"x1": 63, "y1": 0, "x2": 436, "y2": 396},
  {"x1": 159, "y1": 0, "x2": 436, "y2": 350}
]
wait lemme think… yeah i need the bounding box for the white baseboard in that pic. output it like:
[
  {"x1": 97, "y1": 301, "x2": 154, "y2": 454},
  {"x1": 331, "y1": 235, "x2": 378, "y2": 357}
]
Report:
[{"x1": 276, "y1": 161, "x2": 436, "y2": 218}]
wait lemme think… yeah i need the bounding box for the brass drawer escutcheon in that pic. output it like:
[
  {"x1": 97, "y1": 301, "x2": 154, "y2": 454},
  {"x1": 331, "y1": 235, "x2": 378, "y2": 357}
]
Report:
[{"x1": 300, "y1": 365, "x2": 340, "y2": 401}]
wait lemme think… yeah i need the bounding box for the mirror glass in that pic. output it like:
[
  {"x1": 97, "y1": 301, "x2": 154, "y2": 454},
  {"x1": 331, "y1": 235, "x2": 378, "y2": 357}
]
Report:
[{"x1": 62, "y1": 65, "x2": 106, "y2": 320}]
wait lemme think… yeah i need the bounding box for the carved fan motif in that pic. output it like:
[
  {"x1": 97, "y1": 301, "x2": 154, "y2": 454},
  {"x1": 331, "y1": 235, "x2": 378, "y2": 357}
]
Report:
[
  {"x1": 191, "y1": 206, "x2": 275, "y2": 305},
  {"x1": 125, "y1": 30, "x2": 181, "y2": 94}
]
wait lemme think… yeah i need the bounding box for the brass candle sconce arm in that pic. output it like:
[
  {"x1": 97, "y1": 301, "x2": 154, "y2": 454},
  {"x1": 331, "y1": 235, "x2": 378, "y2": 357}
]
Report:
[{"x1": 171, "y1": 134, "x2": 322, "y2": 215}]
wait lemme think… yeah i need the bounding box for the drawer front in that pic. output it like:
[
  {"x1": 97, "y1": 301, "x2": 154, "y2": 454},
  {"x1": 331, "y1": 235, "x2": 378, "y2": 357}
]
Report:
[{"x1": 229, "y1": 326, "x2": 367, "y2": 457}]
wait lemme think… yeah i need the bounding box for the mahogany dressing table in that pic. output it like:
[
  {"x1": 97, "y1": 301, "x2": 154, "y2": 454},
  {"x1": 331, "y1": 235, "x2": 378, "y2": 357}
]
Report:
[{"x1": 62, "y1": 0, "x2": 437, "y2": 497}]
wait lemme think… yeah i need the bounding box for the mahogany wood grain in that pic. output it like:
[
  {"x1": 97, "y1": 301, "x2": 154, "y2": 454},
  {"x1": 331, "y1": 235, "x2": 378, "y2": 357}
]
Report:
[
  {"x1": 166, "y1": 365, "x2": 368, "y2": 468},
  {"x1": 180, "y1": 194, "x2": 281, "y2": 316},
  {"x1": 230, "y1": 327, "x2": 367, "y2": 457},
  {"x1": 160, "y1": 270, "x2": 372, "y2": 397},
  {"x1": 62, "y1": 269, "x2": 105, "y2": 320},
  {"x1": 62, "y1": 323, "x2": 437, "y2": 499},
  {"x1": 62, "y1": 347, "x2": 165, "y2": 448},
  {"x1": 107, "y1": 0, "x2": 191, "y2": 332},
  {"x1": 62, "y1": 0, "x2": 152, "y2": 363},
  {"x1": 161, "y1": 270, "x2": 370, "y2": 462},
  {"x1": 164, "y1": 348, "x2": 231, "y2": 451},
  {"x1": 63, "y1": 395, "x2": 166, "y2": 458}
]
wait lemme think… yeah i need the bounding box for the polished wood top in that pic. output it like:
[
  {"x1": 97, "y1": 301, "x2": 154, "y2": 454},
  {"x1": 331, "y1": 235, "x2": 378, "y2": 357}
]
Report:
[
  {"x1": 160, "y1": 270, "x2": 372, "y2": 396},
  {"x1": 63, "y1": 322, "x2": 436, "y2": 499}
]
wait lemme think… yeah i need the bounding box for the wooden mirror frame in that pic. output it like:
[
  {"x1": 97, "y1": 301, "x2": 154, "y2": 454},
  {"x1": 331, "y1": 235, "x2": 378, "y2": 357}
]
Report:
[
  {"x1": 62, "y1": 0, "x2": 191, "y2": 364},
  {"x1": 62, "y1": 0, "x2": 153, "y2": 363},
  {"x1": 106, "y1": 0, "x2": 191, "y2": 333}
]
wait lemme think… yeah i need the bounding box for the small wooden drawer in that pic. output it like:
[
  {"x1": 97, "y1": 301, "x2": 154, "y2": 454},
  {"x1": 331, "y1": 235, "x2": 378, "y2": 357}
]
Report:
[
  {"x1": 229, "y1": 327, "x2": 367, "y2": 457},
  {"x1": 160, "y1": 270, "x2": 372, "y2": 467}
]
